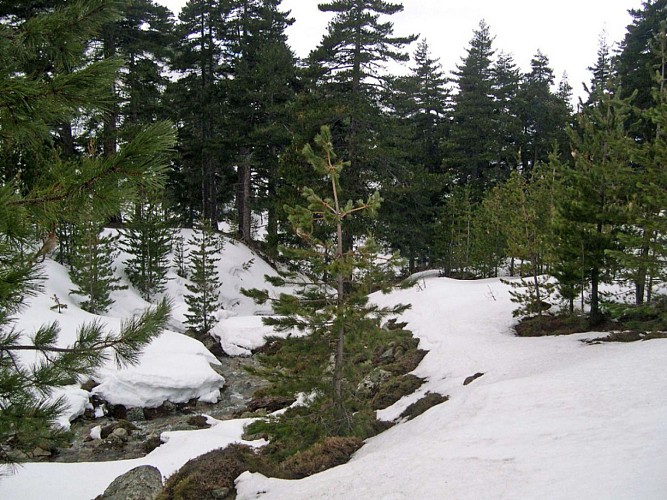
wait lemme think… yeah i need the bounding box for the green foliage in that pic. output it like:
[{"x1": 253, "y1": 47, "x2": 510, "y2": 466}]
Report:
[
  {"x1": 555, "y1": 89, "x2": 636, "y2": 324},
  {"x1": 172, "y1": 231, "x2": 187, "y2": 278},
  {"x1": 434, "y1": 185, "x2": 477, "y2": 276},
  {"x1": 69, "y1": 220, "x2": 125, "y2": 314},
  {"x1": 0, "y1": 0, "x2": 174, "y2": 466},
  {"x1": 503, "y1": 276, "x2": 556, "y2": 319},
  {"x1": 122, "y1": 199, "x2": 173, "y2": 302},
  {"x1": 446, "y1": 20, "x2": 498, "y2": 190},
  {"x1": 184, "y1": 220, "x2": 221, "y2": 335}
]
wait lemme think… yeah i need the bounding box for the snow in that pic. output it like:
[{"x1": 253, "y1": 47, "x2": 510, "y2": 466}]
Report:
[
  {"x1": 91, "y1": 331, "x2": 225, "y2": 408},
  {"x1": 235, "y1": 277, "x2": 667, "y2": 499},
  {"x1": 210, "y1": 315, "x2": 303, "y2": 356},
  {"x1": 3, "y1": 238, "x2": 667, "y2": 499}
]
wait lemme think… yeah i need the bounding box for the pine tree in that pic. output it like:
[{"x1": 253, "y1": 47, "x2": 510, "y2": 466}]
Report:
[
  {"x1": 469, "y1": 187, "x2": 507, "y2": 278},
  {"x1": 184, "y1": 220, "x2": 221, "y2": 335},
  {"x1": 380, "y1": 39, "x2": 449, "y2": 272},
  {"x1": 122, "y1": 198, "x2": 173, "y2": 302},
  {"x1": 173, "y1": 231, "x2": 188, "y2": 278},
  {"x1": 0, "y1": 0, "x2": 174, "y2": 465},
  {"x1": 617, "y1": 0, "x2": 667, "y2": 140},
  {"x1": 222, "y1": 0, "x2": 296, "y2": 244},
  {"x1": 516, "y1": 50, "x2": 571, "y2": 171},
  {"x1": 167, "y1": 0, "x2": 231, "y2": 224},
  {"x1": 492, "y1": 51, "x2": 523, "y2": 173},
  {"x1": 555, "y1": 90, "x2": 635, "y2": 325},
  {"x1": 434, "y1": 185, "x2": 477, "y2": 277},
  {"x1": 498, "y1": 164, "x2": 559, "y2": 320},
  {"x1": 612, "y1": 23, "x2": 667, "y2": 304},
  {"x1": 245, "y1": 126, "x2": 408, "y2": 424}
]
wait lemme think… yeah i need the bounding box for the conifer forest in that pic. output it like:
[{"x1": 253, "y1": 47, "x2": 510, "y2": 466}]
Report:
[{"x1": 1, "y1": 0, "x2": 667, "y2": 497}]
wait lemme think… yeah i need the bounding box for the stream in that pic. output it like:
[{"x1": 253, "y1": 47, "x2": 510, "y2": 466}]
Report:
[{"x1": 51, "y1": 354, "x2": 268, "y2": 464}]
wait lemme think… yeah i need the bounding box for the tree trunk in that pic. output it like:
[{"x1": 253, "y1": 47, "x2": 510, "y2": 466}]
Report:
[{"x1": 236, "y1": 156, "x2": 252, "y2": 242}]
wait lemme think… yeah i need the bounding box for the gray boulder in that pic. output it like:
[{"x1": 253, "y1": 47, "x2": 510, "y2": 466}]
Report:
[{"x1": 99, "y1": 465, "x2": 163, "y2": 500}]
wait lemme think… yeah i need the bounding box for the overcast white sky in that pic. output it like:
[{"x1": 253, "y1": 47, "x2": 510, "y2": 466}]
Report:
[{"x1": 157, "y1": 0, "x2": 644, "y2": 102}]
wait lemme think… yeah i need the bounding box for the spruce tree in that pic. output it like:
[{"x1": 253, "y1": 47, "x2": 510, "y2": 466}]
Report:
[
  {"x1": 122, "y1": 198, "x2": 172, "y2": 302},
  {"x1": 0, "y1": 0, "x2": 174, "y2": 464},
  {"x1": 69, "y1": 219, "x2": 125, "y2": 314},
  {"x1": 446, "y1": 20, "x2": 498, "y2": 192},
  {"x1": 380, "y1": 39, "x2": 449, "y2": 272},
  {"x1": 184, "y1": 220, "x2": 221, "y2": 335}
]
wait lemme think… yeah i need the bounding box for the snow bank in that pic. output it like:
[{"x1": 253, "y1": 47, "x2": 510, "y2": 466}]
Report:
[
  {"x1": 210, "y1": 315, "x2": 303, "y2": 356},
  {"x1": 92, "y1": 330, "x2": 225, "y2": 408},
  {"x1": 9, "y1": 239, "x2": 667, "y2": 500}
]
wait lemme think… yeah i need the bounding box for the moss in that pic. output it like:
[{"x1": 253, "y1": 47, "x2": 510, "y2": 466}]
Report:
[
  {"x1": 585, "y1": 330, "x2": 667, "y2": 344},
  {"x1": 159, "y1": 445, "x2": 266, "y2": 500},
  {"x1": 371, "y1": 374, "x2": 424, "y2": 410},
  {"x1": 514, "y1": 314, "x2": 591, "y2": 337},
  {"x1": 279, "y1": 436, "x2": 363, "y2": 478}
]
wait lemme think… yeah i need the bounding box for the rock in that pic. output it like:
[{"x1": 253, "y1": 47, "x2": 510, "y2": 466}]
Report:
[
  {"x1": 142, "y1": 436, "x2": 162, "y2": 454},
  {"x1": 379, "y1": 347, "x2": 395, "y2": 362},
  {"x1": 101, "y1": 420, "x2": 139, "y2": 439},
  {"x1": 89, "y1": 425, "x2": 102, "y2": 440},
  {"x1": 80, "y1": 379, "x2": 99, "y2": 392},
  {"x1": 211, "y1": 487, "x2": 231, "y2": 499},
  {"x1": 357, "y1": 368, "x2": 392, "y2": 397},
  {"x1": 99, "y1": 465, "x2": 163, "y2": 500},
  {"x1": 143, "y1": 401, "x2": 177, "y2": 420},
  {"x1": 32, "y1": 446, "x2": 52, "y2": 458},
  {"x1": 111, "y1": 428, "x2": 129, "y2": 442},
  {"x1": 239, "y1": 395, "x2": 295, "y2": 415},
  {"x1": 463, "y1": 372, "x2": 484, "y2": 386},
  {"x1": 109, "y1": 404, "x2": 127, "y2": 420},
  {"x1": 187, "y1": 415, "x2": 211, "y2": 428}
]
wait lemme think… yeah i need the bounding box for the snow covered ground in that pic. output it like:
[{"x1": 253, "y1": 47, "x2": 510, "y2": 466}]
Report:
[
  {"x1": 236, "y1": 277, "x2": 667, "y2": 499},
  {"x1": 2, "y1": 239, "x2": 666, "y2": 499}
]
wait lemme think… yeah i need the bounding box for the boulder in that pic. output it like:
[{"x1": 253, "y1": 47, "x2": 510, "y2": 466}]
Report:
[{"x1": 99, "y1": 465, "x2": 163, "y2": 500}]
